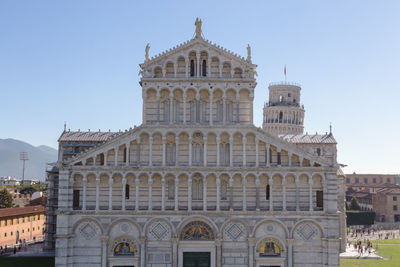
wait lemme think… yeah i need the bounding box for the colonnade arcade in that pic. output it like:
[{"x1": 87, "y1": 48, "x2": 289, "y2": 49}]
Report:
[
  {"x1": 143, "y1": 87, "x2": 253, "y2": 125},
  {"x1": 71, "y1": 171, "x2": 325, "y2": 213},
  {"x1": 76, "y1": 130, "x2": 321, "y2": 169}
]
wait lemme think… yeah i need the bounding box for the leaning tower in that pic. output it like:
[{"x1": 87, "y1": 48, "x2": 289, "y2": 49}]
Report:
[{"x1": 262, "y1": 82, "x2": 305, "y2": 135}]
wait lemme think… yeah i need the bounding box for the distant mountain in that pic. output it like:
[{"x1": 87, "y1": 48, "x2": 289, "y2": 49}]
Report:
[{"x1": 0, "y1": 139, "x2": 58, "y2": 181}]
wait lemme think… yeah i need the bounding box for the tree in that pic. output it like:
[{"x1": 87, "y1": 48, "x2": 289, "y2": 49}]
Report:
[
  {"x1": 0, "y1": 189, "x2": 14, "y2": 208},
  {"x1": 349, "y1": 196, "x2": 361, "y2": 211}
]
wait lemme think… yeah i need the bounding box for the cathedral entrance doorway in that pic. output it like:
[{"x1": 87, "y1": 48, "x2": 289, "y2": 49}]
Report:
[{"x1": 183, "y1": 252, "x2": 210, "y2": 267}]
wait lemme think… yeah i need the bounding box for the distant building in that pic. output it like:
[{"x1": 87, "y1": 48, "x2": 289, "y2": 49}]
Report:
[
  {"x1": 345, "y1": 173, "x2": 400, "y2": 185},
  {"x1": 0, "y1": 205, "x2": 46, "y2": 247},
  {"x1": 0, "y1": 176, "x2": 20, "y2": 186},
  {"x1": 373, "y1": 188, "x2": 400, "y2": 222}
]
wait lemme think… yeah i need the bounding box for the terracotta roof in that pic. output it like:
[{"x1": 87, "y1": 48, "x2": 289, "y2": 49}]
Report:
[
  {"x1": 279, "y1": 134, "x2": 337, "y2": 144},
  {"x1": 58, "y1": 131, "x2": 122, "y2": 142},
  {"x1": 0, "y1": 205, "x2": 45, "y2": 218}
]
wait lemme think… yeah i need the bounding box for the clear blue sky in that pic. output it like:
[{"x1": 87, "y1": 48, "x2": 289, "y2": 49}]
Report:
[{"x1": 1, "y1": 0, "x2": 399, "y2": 174}]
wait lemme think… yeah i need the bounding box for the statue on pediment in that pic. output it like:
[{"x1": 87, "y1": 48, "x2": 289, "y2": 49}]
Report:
[
  {"x1": 247, "y1": 44, "x2": 252, "y2": 62},
  {"x1": 145, "y1": 43, "x2": 150, "y2": 62},
  {"x1": 195, "y1": 18, "x2": 202, "y2": 38}
]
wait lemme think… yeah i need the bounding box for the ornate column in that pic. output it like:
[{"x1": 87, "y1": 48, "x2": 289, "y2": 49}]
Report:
[
  {"x1": 188, "y1": 136, "x2": 192, "y2": 167},
  {"x1": 172, "y1": 237, "x2": 178, "y2": 267},
  {"x1": 218, "y1": 63, "x2": 222, "y2": 77},
  {"x1": 188, "y1": 177, "x2": 192, "y2": 211},
  {"x1": 149, "y1": 136, "x2": 153, "y2": 166},
  {"x1": 140, "y1": 238, "x2": 146, "y2": 267},
  {"x1": 104, "y1": 152, "x2": 108, "y2": 166},
  {"x1": 101, "y1": 236, "x2": 108, "y2": 267},
  {"x1": 183, "y1": 91, "x2": 187, "y2": 124},
  {"x1": 175, "y1": 136, "x2": 179, "y2": 166},
  {"x1": 216, "y1": 238, "x2": 222, "y2": 267},
  {"x1": 196, "y1": 54, "x2": 200, "y2": 77},
  {"x1": 248, "y1": 237, "x2": 256, "y2": 267},
  {"x1": 309, "y1": 176, "x2": 313, "y2": 211},
  {"x1": 95, "y1": 175, "x2": 100, "y2": 211},
  {"x1": 203, "y1": 139, "x2": 207, "y2": 167},
  {"x1": 255, "y1": 138, "x2": 259, "y2": 167},
  {"x1": 242, "y1": 176, "x2": 247, "y2": 211},
  {"x1": 161, "y1": 176, "x2": 166, "y2": 211},
  {"x1": 269, "y1": 176, "x2": 273, "y2": 211},
  {"x1": 299, "y1": 156, "x2": 303, "y2": 167},
  {"x1": 156, "y1": 91, "x2": 160, "y2": 124},
  {"x1": 222, "y1": 96, "x2": 226, "y2": 125},
  {"x1": 148, "y1": 178, "x2": 153, "y2": 211},
  {"x1": 266, "y1": 143, "x2": 270, "y2": 167},
  {"x1": 174, "y1": 176, "x2": 179, "y2": 211},
  {"x1": 122, "y1": 177, "x2": 126, "y2": 211},
  {"x1": 229, "y1": 136, "x2": 233, "y2": 167},
  {"x1": 162, "y1": 137, "x2": 166, "y2": 166},
  {"x1": 185, "y1": 61, "x2": 188, "y2": 77},
  {"x1": 255, "y1": 176, "x2": 260, "y2": 211},
  {"x1": 142, "y1": 90, "x2": 147, "y2": 124},
  {"x1": 229, "y1": 177, "x2": 234, "y2": 211},
  {"x1": 282, "y1": 176, "x2": 287, "y2": 211},
  {"x1": 242, "y1": 136, "x2": 247, "y2": 166},
  {"x1": 323, "y1": 176, "x2": 327, "y2": 212},
  {"x1": 82, "y1": 176, "x2": 87, "y2": 211},
  {"x1": 209, "y1": 93, "x2": 213, "y2": 125},
  {"x1": 295, "y1": 175, "x2": 300, "y2": 211},
  {"x1": 288, "y1": 152, "x2": 292, "y2": 166},
  {"x1": 287, "y1": 239, "x2": 294, "y2": 267},
  {"x1": 108, "y1": 176, "x2": 113, "y2": 210},
  {"x1": 207, "y1": 56, "x2": 211, "y2": 77},
  {"x1": 216, "y1": 136, "x2": 220, "y2": 167},
  {"x1": 169, "y1": 92, "x2": 174, "y2": 124},
  {"x1": 125, "y1": 144, "x2": 129, "y2": 166},
  {"x1": 114, "y1": 147, "x2": 118, "y2": 166},
  {"x1": 135, "y1": 177, "x2": 139, "y2": 211},
  {"x1": 216, "y1": 176, "x2": 221, "y2": 211},
  {"x1": 203, "y1": 177, "x2": 207, "y2": 211}
]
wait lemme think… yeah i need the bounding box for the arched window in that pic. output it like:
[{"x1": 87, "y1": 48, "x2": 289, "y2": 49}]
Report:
[
  {"x1": 162, "y1": 100, "x2": 170, "y2": 123},
  {"x1": 123, "y1": 148, "x2": 127, "y2": 163},
  {"x1": 216, "y1": 100, "x2": 223, "y2": 123},
  {"x1": 220, "y1": 180, "x2": 228, "y2": 200},
  {"x1": 226, "y1": 101, "x2": 233, "y2": 123},
  {"x1": 190, "y1": 60, "x2": 195, "y2": 77},
  {"x1": 266, "y1": 185, "x2": 270, "y2": 200},
  {"x1": 316, "y1": 148, "x2": 321, "y2": 156},
  {"x1": 114, "y1": 242, "x2": 135, "y2": 256},
  {"x1": 202, "y1": 60, "x2": 207, "y2": 77},
  {"x1": 168, "y1": 180, "x2": 174, "y2": 199},
  {"x1": 259, "y1": 241, "x2": 281, "y2": 257},
  {"x1": 192, "y1": 143, "x2": 203, "y2": 166},
  {"x1": 174, "y1": 99, "x2": 181, "y2": 123},
  {"x1": 201, "y1": 100, "x2": 207, "y2": 123},
  {"x1": 220, "y1": 143, "x2": 230, "y2": 166},
  {"x1": 125, "y1": 184, "x2": 130, "y2": 199},
  {"x1": 192, "y1": 179, "x2": 203, "y2": 200},
  {"x1": 279, "y1": 95, "x2": 284, "y2": 102},
  {"x1": 154, "y1": 67, "x2": 162, "y2": 78},
  {"x1": 181, "y1": 221, "x2": 214, "y2": 241},
  {"x1": 166, "y1": 142, "x2": 176, "y2": 165},
  {"x1": 279, "y1": 112, "x2": 283, "y2": 123}
]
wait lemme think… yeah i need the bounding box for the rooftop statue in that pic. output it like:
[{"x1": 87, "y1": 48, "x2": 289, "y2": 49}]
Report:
[
  {"x1": 145, "y1": 43, "x2": 150, "y2": 62},
  {"x1": 195, "y1": 18, "x2": 202, "y2": 38},
  {"x1": 247, "y1": 44, "x2": 252, "y2": 63}
]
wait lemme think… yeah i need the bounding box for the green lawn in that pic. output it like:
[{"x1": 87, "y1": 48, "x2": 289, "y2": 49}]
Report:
[
  {"x1": 341, "y1": 244, "x2": 400, "y2": 267},
  {"x1": 0, "y1": 256, "x2": 54, "y2": 267}
]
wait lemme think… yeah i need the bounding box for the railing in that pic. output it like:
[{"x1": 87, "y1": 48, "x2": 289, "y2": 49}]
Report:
[{"x1": 269, "y1": 81, "x2": 301, "y2": 87}]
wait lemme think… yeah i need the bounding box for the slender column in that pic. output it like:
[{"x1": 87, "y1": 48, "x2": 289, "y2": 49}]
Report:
[
  {"x1": 216, "y1": 176, "x2": 221, "y2": 211},
  {"x1": 188, "y1": 136, "x2": 192, "y2": 167},
  {"x1": 255, "y1": 138, "x2": 259, "y2": 167},
  {"x1": 148, "y1": 178, "x2": 153, "y2": 211},
  {"x1": 95, "y1": 176, "x2": 100, "y2": 211},
  {"x1": 108, "y1": 177, "x2": 113, "y2": 210},
  {"x1": 229, "y1": 136, "x2": 233, "y2": 167},
  {"x1": 203, "y1": 140, "x2": 207, "y2": 166},
  {"x1": 269, "y1": 177, "x2": 273, "y2": 211},
  {"x1": 125, "y1": 144, "x2": 129, "y2": 166},
  {"x1": 172, "y1": 238, "x2": 178, "y2": 267},
  {"x1": 169, "y1": 92, "x2": 174, "y2": 124},
  {"x1": 122, "y1": 177, "x2": 126, "y2": 211},
  {"x1": 104, "y1": 152, "x2": 107, "y2": 166},
  {"x1": 174, "y1": 64, "x2": 177, "y2": 78},
  {"x1": 229, "y1": 177, "x2": 234, "y2": 211},
  {"x1": 255, "y1": 177, "x2": 260, "y2": 211},
  {"x1": 174, "y1": 176, "x2": 179, "y2": 211},
  {"x1": 266, "y1": 143, "x2": 270, "y2": 167},
  {"x1": 242, "y1": 136, "x2": 247, "y2": 166},
  {"x1": 209, "y1": 93, "x2": 213, "y2": 125},
  {"x1": 82, "y1": 176, "x2": 87, "y2": 211},
  {"x1": 309, "y1": 177, "x2": 313, "y2": 211},
  {"x1": 288, "y1": 152, "x2": 292, "y2": 166},
  {"x1": 216, "y1": 238, "x2": 222, "y2": 267},
  {"x1": 140, "y1": 239, "x2": 146, "y2": 267},
  {"x1": 156, "y1": 91, "x2": 160, "y2": 124},
  {"x1": 114, "y1": 147, "x2": 118, "y2": 166},
  {"x1": 188, "y1": 177, "x2": 192, "y2": 211},
  {"x1": 175, "y1": 136, "x2": 179, "y2": 166},
  {"x1": 295, "y1": 175, "x2": 300, "y2": 211},
  {"x1": 216, "y1": 136, "x2": 220, "y2": 167},
  {"x1": 183, "y1": 91, "x2": 187, "y2": 124},
  {"x1": 203, "y1": 178, "x2": 207, "y2": 211},
  {"x1": 282, "y1": 176, "x2": 287, "y2": 211},
  {"x1": 161, "y1": 176, "x2": 166, "y2": 211},
  {"x1": 207, "y1": 56, "x2": 211, "y2": 77},
  {"x1": 299, "y1": 156, "x2": 303, "y2": 167},
  {"x1": 242, "y1": 176, "x2": 247, "y2": 211},
  {"x1": 135, "y1": 177, "x2": 139, "y2": 211},
  {"x1": 323, "y1": 176, "x2": 327, "y2": 212},
  {"x1": 185, "y1": 61, "x2": 188, "y2": 77},
  {"x1": 222, "y1": 96, "x2": 226, "y2": 124},
  {"x1": 162, "y1": 137, "x2": 166, "y2": 166},
  {"x1": 197, "y1": 54, "x2": 200, "y2": 77},
  {"x1": 248, "y1": 237, "x2": 256, "y2": 267},
  {"x1": 101, "y1": 236, "x2": 108, "y2": 267},
  {"x1": 142, "y1": 90, "x2": 147, "y2": 124},
  {"x1": 149, "y1": 137, "x2": 153, "y2": 166},
  {"x1": 287, "y1": 239, "x2": 294, "y2": 267},
  {"x1": 218, "y1": 64, "x2": 222, "y2": 77}
]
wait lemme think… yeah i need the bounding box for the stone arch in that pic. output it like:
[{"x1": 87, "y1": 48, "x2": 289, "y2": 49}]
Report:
[
  {"x1": 255, "y1": 236, "x2": 286, "y2": 257},
  {"x1": 291, "y1": 219, "x2": 325, "y2": 240},
  {"x1": 107, "y1": 218, "x2": 142, "y2": 238},
  {"x1": 177, "y1": 215, "x2": 219, "y2": 239},
  {"x1": 109, "y1": 235, "x2": 139, "y2": 256},
  {"x1": 251, "y1": 219, "x2": 289, "y2": 238},
  {"x1": 221, "y1": 218, "x2": 249, "y2": 242},
  {"x1": 72, "y1": 217, "x2": 104, "y2": 235},
  {"x1": 144, "y1": 217, "x2": 175, "y2": 240}
]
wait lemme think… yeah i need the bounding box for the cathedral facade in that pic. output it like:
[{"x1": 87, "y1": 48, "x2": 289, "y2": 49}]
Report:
[{"x1": 50, "y1": 20, "x2": 345, "y2": 267}]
